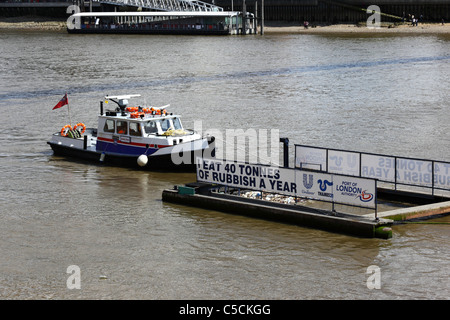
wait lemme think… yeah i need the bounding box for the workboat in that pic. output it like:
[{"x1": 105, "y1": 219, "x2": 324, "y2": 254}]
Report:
[{"x1": 47, "y1": 94, "x2": 215, "y2": 171}]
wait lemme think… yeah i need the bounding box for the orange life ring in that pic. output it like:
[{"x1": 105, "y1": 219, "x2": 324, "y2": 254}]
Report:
[
  {"x1": 73, "y1": 122, "x2": 86, "y2": 135},
  {"x1": 60, "y1": 125, "x2": 72, "y2": 137},
  {"x1": 126, "y1": 107, "x2": 138, "y2": 113},
  {"x1": 130, "y1": 112, "x2": 144, "y2": 119}
]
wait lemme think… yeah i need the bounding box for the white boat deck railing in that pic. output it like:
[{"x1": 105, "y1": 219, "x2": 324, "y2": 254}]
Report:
[{"x1": 94, "y1": 0, "x2": 223, "y2": 12}]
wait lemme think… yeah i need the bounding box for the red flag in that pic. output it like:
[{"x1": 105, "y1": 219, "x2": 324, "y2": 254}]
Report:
[{"x1": 52, "y1": 94, "x2": 68, "y2": 110}]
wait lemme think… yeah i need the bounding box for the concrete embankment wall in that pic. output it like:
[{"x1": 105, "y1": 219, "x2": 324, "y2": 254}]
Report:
[
  {"x1": 214, "y1": 0, "x2": 450, "y2": 23},
  {"x1": 1, "y1": 1, "x2": 449, "y2": 22},
  {"x1": 0, "y1": 1, "x2": 102, "y2": 18}
]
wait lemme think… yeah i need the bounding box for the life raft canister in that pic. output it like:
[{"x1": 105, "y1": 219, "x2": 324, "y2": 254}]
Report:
[{"x1": 67, "y1": 129, "x2": 81, "y2": 139}]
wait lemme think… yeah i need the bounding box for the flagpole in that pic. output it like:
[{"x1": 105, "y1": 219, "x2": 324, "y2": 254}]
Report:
[{"x1": 66, "y1": 93, "x2": 72, "y2": 127}]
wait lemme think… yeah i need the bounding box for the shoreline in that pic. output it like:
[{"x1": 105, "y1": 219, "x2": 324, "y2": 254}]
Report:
[
  {"x1": 263, "y1": 21, "x2": 450, "y2": 34},
  {"x1": 0, "y1": 17, "x2": 449, "y2": 34},
  {"x1": 0, "y1": 17, "x2": 66, "y2": 31}
]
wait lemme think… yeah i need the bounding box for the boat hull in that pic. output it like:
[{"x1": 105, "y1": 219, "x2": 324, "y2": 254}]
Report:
[
  {"x1": 47, "y1": 137, "x2": 215, "y2": 172},
  {"x1": 67, "y1": 28, "x2": 230, "y2": 36}
]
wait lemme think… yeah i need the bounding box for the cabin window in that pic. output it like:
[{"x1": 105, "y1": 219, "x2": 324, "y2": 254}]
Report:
[
  {"x1": 172, "y1": 117, "x2": 182, "y2": 130},
  {"x1": 129, "y1": 122, "x2": 142, "y2": 137},
  {"x1": 143, "y1": 121, "x2": 158, "y2": 134},
  {"x1": 117, "y1": 121, "x2": 128, "y2": 135},
  {"x1": 104, "y1": 119, "x2": 115, "y2": 133},
  {"x1": 161, "y1": 119, "x2": 172, "y2": 131}
]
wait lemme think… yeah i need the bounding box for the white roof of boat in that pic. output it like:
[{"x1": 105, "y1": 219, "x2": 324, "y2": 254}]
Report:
[
  {"x1": 72, "y1": 11, "x2": 242, "y2": 18},
  {"x1": 105, "y1": 94, "x2": 141, "y2": 100}
]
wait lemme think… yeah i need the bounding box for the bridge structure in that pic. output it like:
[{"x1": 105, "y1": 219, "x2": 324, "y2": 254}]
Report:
[
  {"x1": 0, "y1": 0, "x2": 223, "y2": 15},
  {"x1": 93, "y1": 0, "x2": 223, "y2": 12}
]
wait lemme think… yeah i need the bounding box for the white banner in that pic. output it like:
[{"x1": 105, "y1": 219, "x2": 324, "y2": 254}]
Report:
[
  {"x1": 333, "y1": 175, "x2": 376, "y2": 209},
  {"x1": 434, "y1": 162, "x2": 450, "y2": 189},
  {"x1": 196, "y1": 158, "x2": 261, "y2": 190},
  {"x1": 296, "y1": 171, "x2": 334, "y2": 202},
  {"x1": 295, "y1": 146, "x2": 326, "y2": 171},
  {"x1": 261, "y1": 167, "x2": 297, "y2": 196},
  {"x1": 295, "y1": 145, "x2": 450, "y2": 193},
  {"x1": 196, "y1": 158, "x2": 377, "y2": 209},
  {"x1": 361, "y1": 154, "x2": 396, "y2": 182},
  {"x1": 396, "y1": 158, "x2": 433, "y2": 187},
  {"x1": 327, "y1": 149, "x2": 360, "y2": 176}
]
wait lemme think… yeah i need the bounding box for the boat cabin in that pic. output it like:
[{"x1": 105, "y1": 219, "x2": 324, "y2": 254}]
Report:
[
  {"x1": 96, "y1": 95, "x2": 198, "y2": 153},
  {"x1": 99, "y1": 113, "x2": 184, "y2": 137}
]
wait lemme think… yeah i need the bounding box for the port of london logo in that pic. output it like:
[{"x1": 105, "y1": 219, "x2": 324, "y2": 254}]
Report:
[{"x1": 358, "y1": 190, "x2": 374, "y2": 202}]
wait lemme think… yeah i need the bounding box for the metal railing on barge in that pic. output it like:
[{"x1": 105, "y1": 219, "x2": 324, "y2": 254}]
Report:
[{"x1": 295, "y1": 144, "x2": 450, "y2": 200}]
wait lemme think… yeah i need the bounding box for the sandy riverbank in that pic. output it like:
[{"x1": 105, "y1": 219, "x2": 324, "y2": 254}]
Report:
[
  {"x1": 263, "y1": 21, "x2": 450, "y2": 34},
  {"x1": 0, "y1": 17, "x2": 66, "y2": 30},
  {"x1": 0, "y1": 16, "x2": 449, "y2": 34}
]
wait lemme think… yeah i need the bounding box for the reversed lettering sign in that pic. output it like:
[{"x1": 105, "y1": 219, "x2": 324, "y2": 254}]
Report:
[
  {"x1": 396, "y1": 158, "x2": 433, "y2": 188},
  {"x1": 295, "y1": 145, "x2": 326, "y2": 171},
  {"x1": 295, "y1": 144, "x2": 450, "y2": 193},
  {"x1": 434, "y1": 162, "x2": 450, "y2": 189},
  {"x1": 328, "y1": 149, "x2": 360, "y2": 176},
  {"x1": 361, "y1": 154, "x2": 396, "y2": 182}
]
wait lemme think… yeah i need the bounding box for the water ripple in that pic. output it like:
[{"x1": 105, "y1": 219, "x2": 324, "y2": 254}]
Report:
[{"x1": 0, "y1": 55, "x2": 448, "y2": 104}]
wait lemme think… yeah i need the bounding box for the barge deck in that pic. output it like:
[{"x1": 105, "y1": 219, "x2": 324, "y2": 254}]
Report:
[{"x1": 162, "y1": 183, "x2": 394, "y2": 239}]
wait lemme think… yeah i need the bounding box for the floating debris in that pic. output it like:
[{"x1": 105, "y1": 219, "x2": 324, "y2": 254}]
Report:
[{"x1": 240, "y1": 191, "x2": 308, "y2": 205}]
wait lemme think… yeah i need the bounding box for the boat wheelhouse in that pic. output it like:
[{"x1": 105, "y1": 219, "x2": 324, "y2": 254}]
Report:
[{"x1": 48, "y1": 94, "x2": 215, "y2": 171}]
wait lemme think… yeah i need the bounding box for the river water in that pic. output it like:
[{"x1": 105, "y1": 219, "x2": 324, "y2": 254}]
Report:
[{"x1": 0, "y1": 29, "x2": 449, "y2": 300}]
